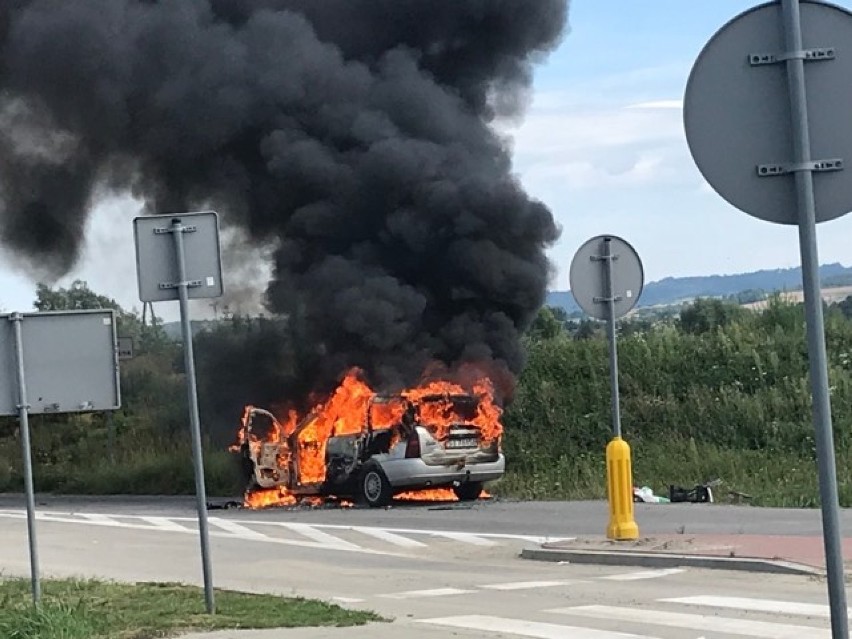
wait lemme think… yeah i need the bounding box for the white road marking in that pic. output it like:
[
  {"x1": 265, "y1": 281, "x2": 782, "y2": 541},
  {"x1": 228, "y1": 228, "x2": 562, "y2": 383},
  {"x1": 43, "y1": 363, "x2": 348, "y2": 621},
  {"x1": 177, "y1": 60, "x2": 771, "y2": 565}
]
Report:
[
  {"x1": 348, "y1": 526, "x2": 427, "y2": 548},
  {"x1": 549, "y1": 605, "x2": 830, "y2": 639},
  {"x1": 379, "y1": 587, "x2": 477, "y2": 599},
  {"x1": 278, "y1": 523, "x2": 363, "y2": 551},
  {"x1": 139, "y1": 516, "x2": 192, "y2": 532},
  {"x1": 0, "y1": 509, "x2": 565, "y2": 551},
  {"x1": 243, "y1": 520, "x2": 570, "y2": 545},
  {"x1": 660, "y1": 595, "x2": 845, "y2": 619},
  {"x1": 479, "y1": 580, "x2": 580, "y2": 591},
  {"x1": 418, "y1": 615, "x2": 661, "y2": 638},
  {"x1": 208, "y1": 517, "x2": 270, "y2": 540},
  {"x1": 79, "y1": 514, "x2": 125, "y2": 527},
  {"x1": 0, "y1": 510, "x2": 401, "y2": 555},
  {"x1": 332, "y1": 596, "x2": 366, "y2": 604},
  {"x1": 430, "y1": 531, "x2": 497, "y2": 546},
  {"x1": 602, "y1": 568, "x2": 685, "y2": 581}
]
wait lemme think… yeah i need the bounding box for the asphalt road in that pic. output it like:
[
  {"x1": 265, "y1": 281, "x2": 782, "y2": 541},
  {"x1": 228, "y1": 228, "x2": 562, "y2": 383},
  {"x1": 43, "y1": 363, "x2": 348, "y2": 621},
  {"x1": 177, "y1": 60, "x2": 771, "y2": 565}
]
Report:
[
  {"x1": 1, "y1": 493, "x2": 849, "y2": 537},
  {"x1": 0, "y1": 495, "x2": 847, "y2": 638}
]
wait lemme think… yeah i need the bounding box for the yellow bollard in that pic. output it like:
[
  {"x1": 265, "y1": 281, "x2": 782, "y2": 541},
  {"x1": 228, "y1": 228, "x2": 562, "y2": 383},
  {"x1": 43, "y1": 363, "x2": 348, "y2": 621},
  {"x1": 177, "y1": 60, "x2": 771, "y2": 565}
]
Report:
[{"x1": 606, "y1": 436, "x2": 639, "y2": 540}]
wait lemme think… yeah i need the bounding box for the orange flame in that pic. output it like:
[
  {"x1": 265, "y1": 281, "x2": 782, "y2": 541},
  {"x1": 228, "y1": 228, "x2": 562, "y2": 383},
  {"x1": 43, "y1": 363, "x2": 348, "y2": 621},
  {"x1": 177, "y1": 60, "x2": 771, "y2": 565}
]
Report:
[
  {"x1": 295, "y1": 371, "x2": 375, "y2": 486},
  {"x1": 395, "y1": 488, "x2": 493, "y2": 502},
  {"x1": 402, "y1": 377, "x2": 502, "y2": 444},
  {"x1": 244, "y1": 486, "x2": 296, "y2": 509},
  {"x1": 395, "y1": 488, "x2": 459, "y2": 502}
]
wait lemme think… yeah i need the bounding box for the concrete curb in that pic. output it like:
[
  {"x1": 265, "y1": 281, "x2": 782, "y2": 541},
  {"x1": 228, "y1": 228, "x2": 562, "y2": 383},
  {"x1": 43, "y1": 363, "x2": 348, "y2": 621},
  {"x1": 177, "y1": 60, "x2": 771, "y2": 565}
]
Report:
[{"x1": 519, "y1": 547, "x2": 825, "y2": 576}]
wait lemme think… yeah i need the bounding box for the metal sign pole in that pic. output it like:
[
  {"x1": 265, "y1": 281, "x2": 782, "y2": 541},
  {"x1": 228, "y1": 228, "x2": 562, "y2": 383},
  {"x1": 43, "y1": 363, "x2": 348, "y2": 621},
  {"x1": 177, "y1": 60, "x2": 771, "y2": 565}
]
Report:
[
  {"x1": 11, "y1": 313, "x2": 40, "y2": 605},
  {"x1": 170, "y1": 218, "x2": 216, "y2": 615},
  {"x1": 781, "y1": 1, "x2": 848, "y2": 635},
  {"x1": 590, "y1": 237, "x2": 638, "y2": 541},
  {"x1": 106, "y1": 411, "x2": 116, "y2": 464},
  {"x1": 601, "y1": 238, "x2": 621, "y2": 439}
]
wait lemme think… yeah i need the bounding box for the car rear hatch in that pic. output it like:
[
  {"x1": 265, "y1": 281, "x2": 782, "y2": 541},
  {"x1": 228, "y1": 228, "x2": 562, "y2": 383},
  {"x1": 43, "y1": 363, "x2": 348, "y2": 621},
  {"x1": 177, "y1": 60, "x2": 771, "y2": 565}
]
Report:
[{"x1": 418, "y1": 423, "x2": 499, "y2": 465}]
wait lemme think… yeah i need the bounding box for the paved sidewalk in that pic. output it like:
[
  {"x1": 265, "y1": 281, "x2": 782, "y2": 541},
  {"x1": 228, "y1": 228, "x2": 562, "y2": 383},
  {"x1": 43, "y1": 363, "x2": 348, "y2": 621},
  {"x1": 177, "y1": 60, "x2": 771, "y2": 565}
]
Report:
[
  {"x1": 178, "y1": 623, "x2": 435, "y2": 639},
  {"x1": 521, "y1": 533, "x2": 852, "y2": 575}
]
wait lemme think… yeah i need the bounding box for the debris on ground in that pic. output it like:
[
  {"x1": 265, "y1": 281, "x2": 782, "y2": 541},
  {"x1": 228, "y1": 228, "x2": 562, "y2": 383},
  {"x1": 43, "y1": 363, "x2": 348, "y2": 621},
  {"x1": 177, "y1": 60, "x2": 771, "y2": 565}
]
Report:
[
  {"x1": 668, "y1": 478, "x2": 722, "y2": 503},
  {"x1": 206, "y1": 500, "x2": 242, "y2": 510},
  {"x1": 632, "y1": 486, "x2": 670, "y2": 503}
]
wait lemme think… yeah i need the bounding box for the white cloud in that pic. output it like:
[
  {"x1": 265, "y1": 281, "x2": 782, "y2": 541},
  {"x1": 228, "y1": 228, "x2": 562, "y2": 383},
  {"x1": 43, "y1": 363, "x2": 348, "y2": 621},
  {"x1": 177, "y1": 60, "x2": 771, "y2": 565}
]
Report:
[
  {"x1": 498, "y1": 90, "x2": 695, "y2": 191},
  {"x1": 626, "y1": 99, "x2": 683, "y2": 109}
]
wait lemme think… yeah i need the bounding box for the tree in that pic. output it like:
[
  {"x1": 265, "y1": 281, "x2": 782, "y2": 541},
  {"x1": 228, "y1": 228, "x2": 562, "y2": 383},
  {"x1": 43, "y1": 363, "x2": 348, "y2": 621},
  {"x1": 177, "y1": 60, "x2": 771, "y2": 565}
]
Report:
[
  {"x1": 527, "y1": 306, "x2": 566, "y2": 340},
  {"x1": 35, "y1": 280, "x2": 121, "y2": 312},
  {"x1": 678, "y1": 298, "x2": 746, "y2": 335},
  {"x1": 34, "y1": 280, "x2": 169, "y2": 354},
  {"x1": 835, "y1": 295, "x2": 852, "y2": 320},
  {"x1": 573, "y1": 318, "x2": 599, "y2": 340}
]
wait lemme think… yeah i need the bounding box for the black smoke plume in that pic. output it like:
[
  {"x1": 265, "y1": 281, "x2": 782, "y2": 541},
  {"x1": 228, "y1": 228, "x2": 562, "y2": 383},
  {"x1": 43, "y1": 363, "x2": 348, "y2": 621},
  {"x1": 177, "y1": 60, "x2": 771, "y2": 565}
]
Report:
[{"x1": 0, "y1": 0, "x2": 567, "y2": 423}]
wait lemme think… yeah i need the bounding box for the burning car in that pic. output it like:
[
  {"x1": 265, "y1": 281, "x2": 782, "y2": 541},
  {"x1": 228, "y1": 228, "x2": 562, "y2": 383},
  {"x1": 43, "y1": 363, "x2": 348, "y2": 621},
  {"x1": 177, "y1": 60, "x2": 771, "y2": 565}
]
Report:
[{"x1": 233, "y1": 372, "x2": 505, "y2": 508}]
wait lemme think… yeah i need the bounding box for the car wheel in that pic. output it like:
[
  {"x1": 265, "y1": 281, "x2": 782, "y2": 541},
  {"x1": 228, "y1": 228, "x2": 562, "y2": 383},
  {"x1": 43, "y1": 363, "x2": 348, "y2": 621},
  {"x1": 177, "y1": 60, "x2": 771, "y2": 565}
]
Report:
[
  {"x1": 360, "y1": 463, "x2": 393, "y2": 507},
  {"x1": 453, "y1": 481, "x2": 484, "y2": 501}
]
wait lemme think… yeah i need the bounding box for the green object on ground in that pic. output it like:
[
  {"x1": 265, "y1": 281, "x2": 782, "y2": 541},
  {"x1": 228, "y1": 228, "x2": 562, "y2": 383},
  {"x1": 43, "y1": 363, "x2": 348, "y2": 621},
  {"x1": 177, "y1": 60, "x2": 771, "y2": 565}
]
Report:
[{"x1": 0, "y1": 578, "x2": 385, "y2": 639}]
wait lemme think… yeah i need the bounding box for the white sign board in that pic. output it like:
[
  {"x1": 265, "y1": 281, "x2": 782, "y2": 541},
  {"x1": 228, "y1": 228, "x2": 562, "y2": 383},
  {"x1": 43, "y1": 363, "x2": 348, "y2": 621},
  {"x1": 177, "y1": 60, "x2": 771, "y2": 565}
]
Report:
[
  {"x1": 133, "y1": 211, "x2": 224, "y2": 303},
  {"x1": 0, "y1": 310, "x2": 120, "y2": 416}
]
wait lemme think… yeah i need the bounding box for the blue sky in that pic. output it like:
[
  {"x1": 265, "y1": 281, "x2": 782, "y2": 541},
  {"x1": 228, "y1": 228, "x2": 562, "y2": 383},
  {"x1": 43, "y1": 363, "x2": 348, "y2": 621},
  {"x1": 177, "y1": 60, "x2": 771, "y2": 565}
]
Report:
[
  {"x1": 0, "y1": 0, "x2": 851, "y2": 319},
  {"x1": 505, "y1": 0, "x2": 852, "y2": 291}
]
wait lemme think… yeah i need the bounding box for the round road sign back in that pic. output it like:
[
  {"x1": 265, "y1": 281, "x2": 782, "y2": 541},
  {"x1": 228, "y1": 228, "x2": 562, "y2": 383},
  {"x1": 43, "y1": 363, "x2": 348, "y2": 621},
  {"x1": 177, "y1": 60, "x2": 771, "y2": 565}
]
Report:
[
  {"x1": 684, "y1": 0, "x2": 852, "y2": 225},
  {"x1": 569, "y1": 235, "x2": 644, "y2": 320}
]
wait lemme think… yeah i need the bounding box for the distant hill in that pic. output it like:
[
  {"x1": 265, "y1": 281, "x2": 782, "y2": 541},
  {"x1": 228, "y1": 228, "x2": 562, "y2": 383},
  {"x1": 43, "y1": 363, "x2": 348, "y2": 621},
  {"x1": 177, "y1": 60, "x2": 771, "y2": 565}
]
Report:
[{"x1": 548, "y1": 262, "x2": 852, "y2": 314}]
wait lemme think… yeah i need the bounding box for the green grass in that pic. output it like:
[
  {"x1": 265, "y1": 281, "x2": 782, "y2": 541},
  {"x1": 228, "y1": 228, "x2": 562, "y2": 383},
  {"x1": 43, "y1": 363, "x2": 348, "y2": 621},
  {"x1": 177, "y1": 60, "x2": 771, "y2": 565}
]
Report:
[
  {"x1": 0, "y1": 418, "x2": 245, "y2": 498},
  {"x1": 0, "y1": 578, "x2": 384, "y2": 639}
]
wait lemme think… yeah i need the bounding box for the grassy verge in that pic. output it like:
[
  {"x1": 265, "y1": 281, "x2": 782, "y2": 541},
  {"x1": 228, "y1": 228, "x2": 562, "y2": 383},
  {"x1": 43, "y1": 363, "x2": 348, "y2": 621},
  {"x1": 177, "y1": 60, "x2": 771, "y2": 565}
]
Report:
[
  {"x1": 0, "y1": 578, "x2": 384, "y2": 639},
  {"x1": 496, "y1": 437, "x2": 852, "y2": 508},
  {"x1": 0, "y1": 418, "x2": 245, "y2": 497}
]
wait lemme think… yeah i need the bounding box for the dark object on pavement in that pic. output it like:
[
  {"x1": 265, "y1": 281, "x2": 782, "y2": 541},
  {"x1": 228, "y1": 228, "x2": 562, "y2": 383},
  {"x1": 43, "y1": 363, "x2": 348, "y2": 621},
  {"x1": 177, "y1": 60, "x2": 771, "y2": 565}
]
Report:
[
  {"x1": 206, "y1": 501, "x2": 242, "y2": 510},
  {"x1": 669, "y1": 484, "x2": 713, "y2": 503}
]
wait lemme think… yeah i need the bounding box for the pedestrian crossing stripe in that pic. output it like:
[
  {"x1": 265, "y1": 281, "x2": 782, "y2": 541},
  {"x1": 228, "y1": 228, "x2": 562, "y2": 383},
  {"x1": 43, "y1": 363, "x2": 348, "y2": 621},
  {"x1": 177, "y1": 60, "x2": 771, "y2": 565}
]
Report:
[
  {"x1": 548, "y1": 604, "x2": 829, "y2": 639},
  {"x1": 0, "y1": 509, "x2": 571, "y2": 554},
  {"x1": 660, "y1": 595, "x2": 846, "y2": 618},
  {"x1": 418, "y1": 595, "x2": 834, "y2": 638},
  {"x1": 417, "y1": 615, "x2": 661, "y2": 639}
]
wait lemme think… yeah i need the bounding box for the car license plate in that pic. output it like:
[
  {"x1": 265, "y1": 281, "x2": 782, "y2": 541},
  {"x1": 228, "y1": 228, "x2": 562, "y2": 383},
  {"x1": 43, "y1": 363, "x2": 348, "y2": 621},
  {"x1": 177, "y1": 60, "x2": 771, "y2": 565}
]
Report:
[{"x1": 447, "y1": 437, "x2": 478, "y2": 449}]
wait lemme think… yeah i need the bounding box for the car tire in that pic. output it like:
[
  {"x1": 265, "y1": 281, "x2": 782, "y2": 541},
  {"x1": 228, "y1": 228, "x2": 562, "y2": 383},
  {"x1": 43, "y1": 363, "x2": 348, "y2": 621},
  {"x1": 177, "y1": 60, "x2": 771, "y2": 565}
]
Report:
[
  {"x1": 453, "y1": 481, "x2": 484, "y2": 501},
  {"x1": 360, "y1": 463, "x2": 393, "y2": 508}
]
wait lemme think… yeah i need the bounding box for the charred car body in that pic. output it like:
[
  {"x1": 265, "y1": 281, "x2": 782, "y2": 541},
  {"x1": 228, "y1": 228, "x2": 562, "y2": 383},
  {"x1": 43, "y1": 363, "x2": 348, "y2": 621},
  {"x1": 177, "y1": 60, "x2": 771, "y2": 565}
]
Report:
[{"x1": 237, "y1": 393, "x2": 505, "y2": 507}]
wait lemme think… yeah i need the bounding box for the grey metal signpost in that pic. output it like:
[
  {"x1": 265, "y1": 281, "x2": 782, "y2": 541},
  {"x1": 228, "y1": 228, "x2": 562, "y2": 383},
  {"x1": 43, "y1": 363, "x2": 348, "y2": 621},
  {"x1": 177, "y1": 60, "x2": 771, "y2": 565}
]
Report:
[
  {"x1": 134, "y1": 211, "x2": 223, "y2": 615},
  {"x1": 684, "y1": 1, "x2": 852, "y2": 635},
  {"x1": 1, "y1": 309, "x2": 120, "y2": 604},
  {"x1": 570, "y1": 235, "x2": 644, "y2": 437},
  {"x1": 570, "y1": 235, "x2": 644, "y2": 540},
  {"x1": 11, "y1": 313, "x2": 39, "y2": 603}
]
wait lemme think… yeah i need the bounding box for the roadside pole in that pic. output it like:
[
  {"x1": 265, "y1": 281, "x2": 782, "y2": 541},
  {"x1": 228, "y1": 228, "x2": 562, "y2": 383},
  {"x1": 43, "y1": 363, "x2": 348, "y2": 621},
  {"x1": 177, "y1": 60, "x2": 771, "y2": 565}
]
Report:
[
  {"x1": 11, "y1": 313, "x2": 40, "y2": 604},
  {"x1": 134, "y1": 211, "x2": 223, "y2": 616},
  {"x1": 170, "y1": 217, "x2": 216, "y2": 615},
  {"x1": 780, "y1": 1, "x2": 847, "y2": 635},
  {"x1": 597, "y1": 238, "x2": 638, "y2": 541},
  {"x1": 570, "y1": 235, "x2": 644, "y2": 541},
  {"x1": 683, "y1": 1, "x2": 852, "y2": 634}
]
